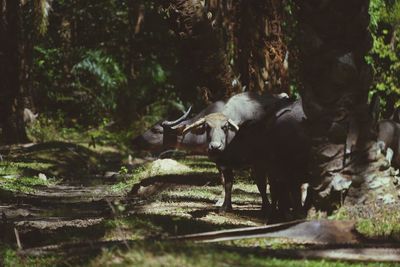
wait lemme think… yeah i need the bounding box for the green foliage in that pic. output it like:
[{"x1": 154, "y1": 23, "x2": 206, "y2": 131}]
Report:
[
  {"x1": 356, "y1": 210, "x2": 400, "y2": 241},
  {"x1": 30, "y1": 0, "x2": 182, "y2": 128},
  {"x1": 0, "y1": 160, "x2": 55, "y2": 194},
  {"x1": 368, "y1": 0, "x2": 400, "y2": 111},
  {"x1": 27, "y1": 116, "x2": 65, "y2": 143},
  {"x1": 0, "y1": 245, "x2": 59, "y2": 267},
  {"x1": 32, "y1": 46, "x2": 64, "y2": 108},
  {"x1": 72, "y1": 50, "x2": 127, "y2": 120},
  {"x1": 0, "y1": 175, "x2": 52, "y2": 194}
]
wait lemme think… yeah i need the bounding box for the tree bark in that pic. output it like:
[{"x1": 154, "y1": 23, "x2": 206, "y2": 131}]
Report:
[
  {"x1": 168, "y1": 0, "x2": 238, "y2": 104},
  {"x1": 236, "y1": 0, "x2": 289, "y2": 94},
  {"x1": 0, "y1": 0, "x2": 29, "y2": 144},
  {"x1": 295, "y1": 0, "x2": 399, "y2": 211}
]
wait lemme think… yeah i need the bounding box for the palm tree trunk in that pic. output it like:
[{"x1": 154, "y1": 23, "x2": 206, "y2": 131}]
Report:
[
  {"x1": 168, "y1": 0, "x2": 237, "y2": 103},
  {"x1": 236, "y1": 0, "x2": 289, "y2": 94},
  {"x1": 295, "y1": 0, "x2": 398, "y2": 211}
]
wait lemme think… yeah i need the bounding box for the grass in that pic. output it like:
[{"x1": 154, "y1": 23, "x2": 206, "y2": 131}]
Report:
[
  {"x1": 102, "y1": 216, "x2": 164, "y2": 241},
  {"x1": 0, "y1": 246, "x2": 60, "y2": 267},
  {"x1": 87, "y1": 241, "x2": 400, "y2": 267},
  {"x1": 2, "y1": 121, "x2": 400, "y2": 266},
  {"x1": 0, "y1": 161, "x2": 57, "y2": 193},
  {"x1": 109, "y1": 165, "x2": 147, "y2": 193},
  {"x1": 354, "y1": 208, "x2": 400, "y2": 241},
  {"x1": 3, "y1": 241, "x2": 398, "y2": 267},
  {"x1": 0, "y1": 176, "x2": 54, "y2": 193},
  {"x1": 329, "y1": 204, "x2": 400, "y2": 241}
]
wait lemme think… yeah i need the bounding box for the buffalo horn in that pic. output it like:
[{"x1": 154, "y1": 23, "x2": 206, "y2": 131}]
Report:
[
  {"x1": 182, "y1": 118, "x2": 206, "y2": 135},
  {"x1": 162, "y1": 106, "x2": 192, "y2": 127},
  {"x1": 227, "y1": 119, "x2": 239, "y2": 131}
]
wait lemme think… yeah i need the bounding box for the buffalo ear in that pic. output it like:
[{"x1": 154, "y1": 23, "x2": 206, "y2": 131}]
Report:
[{"x1": 227, "y1": 119, "x2": 239, "y2": 132}]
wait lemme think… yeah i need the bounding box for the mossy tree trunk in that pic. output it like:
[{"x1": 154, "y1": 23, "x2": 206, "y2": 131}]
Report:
[{"x1": 295, "y1": 0, "x2": 399, "y2": 211}]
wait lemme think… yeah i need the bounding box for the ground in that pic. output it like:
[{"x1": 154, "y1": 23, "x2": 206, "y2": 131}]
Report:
[{"x1": 0, "y1": 126, "x2": 400, "y2": 266}]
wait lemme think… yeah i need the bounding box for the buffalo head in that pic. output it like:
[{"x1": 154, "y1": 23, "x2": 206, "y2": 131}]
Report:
[
  {"x1": 131, "y1": 106, "x2": 192, "y2": 152},
  {"x1": 161, "y1": 106, "x2": 192, "y2": 149},
  {"x1": 182, "y1": 112, "x2": 239, "y2": 156},
  {"x1": 131, "y1": 123, "x2": 164, "y2": 151}
]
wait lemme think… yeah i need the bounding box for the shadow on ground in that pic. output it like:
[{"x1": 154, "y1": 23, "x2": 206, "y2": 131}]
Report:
[{"x1": 0, "y1": 141, "x2": 123, "y2": 183}]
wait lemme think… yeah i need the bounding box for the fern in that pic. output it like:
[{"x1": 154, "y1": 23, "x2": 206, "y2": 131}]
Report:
[{"x1": 72, "y1": 50, "x2": 127, "y2": 114}]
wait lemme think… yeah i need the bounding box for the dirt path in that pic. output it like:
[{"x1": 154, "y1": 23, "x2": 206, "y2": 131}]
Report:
[
  {"x1": 0, "y1": 156, "x2": 266, "y2": 253},
  {"x1": 1, "y1": 145, "x2": 400, "y2": 265}
]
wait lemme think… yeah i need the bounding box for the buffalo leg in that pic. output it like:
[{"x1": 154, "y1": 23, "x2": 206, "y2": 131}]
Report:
[
  {"x1": 252, "y1": 165, "x2": 271, "y2": 212},
  {"x1": 220, "y1": 168, "x2": 233, "y2": 211},
  {"x1": 215, "y1": 167, "x2": 225, "y2": 207},
  {"x1": 289, "y1": 182, "x2": 306, "y2": 218}
]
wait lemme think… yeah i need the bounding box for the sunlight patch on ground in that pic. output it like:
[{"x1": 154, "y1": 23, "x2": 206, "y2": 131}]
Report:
[{"x1": 144, "y1": 159, "x2": 192, "y2": 176}]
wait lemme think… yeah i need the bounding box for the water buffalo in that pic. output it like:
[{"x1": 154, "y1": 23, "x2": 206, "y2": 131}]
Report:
[
  {"x1": 377, "y1": 119, "x2": 400, "y2": 169},
  {"x1": 263, "y1": 99, "x2": 310, "y2": 216},
  {"x1": 182, "y1": 92, "x2": 291, "y2": 212},
  {"x1": 131, "y1": 101, "x2": 225, "y2": 153}
]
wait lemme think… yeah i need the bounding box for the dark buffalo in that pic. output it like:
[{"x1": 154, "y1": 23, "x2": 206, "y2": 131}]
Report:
[
  {"x1": 182, "y1": 92, "x2": 291, "y2": 212},
  {"x1": 263, "y1": 99, "x2": 310, "y2": 216}
]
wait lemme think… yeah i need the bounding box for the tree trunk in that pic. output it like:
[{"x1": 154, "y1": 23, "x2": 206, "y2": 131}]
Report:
[
  {"x1": 168, "y1": 0, "x2": 238, "y2": 104},
  {"x1": 295, "y1": 0, "x2": 399, "y2": 211},
  {"x1": 114, "y1": 0, "x2": 144, "y2": 124},
  {"x1": 0, "y1": 0, "x2": 29, "y2": 144},
  {"x1": 236, "y1": 0, "x2": 289, "y2": 94},
  {"x1": 127, "y1": 0, "x2": 144, "y2": 82}
]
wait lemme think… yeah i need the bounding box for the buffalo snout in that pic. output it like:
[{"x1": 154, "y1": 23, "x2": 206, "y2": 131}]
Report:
[{"x1": 209, "y1": 141, "x2": 223, "y2": 152}]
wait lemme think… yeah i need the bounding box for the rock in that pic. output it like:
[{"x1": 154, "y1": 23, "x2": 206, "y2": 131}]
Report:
[
  {"x1": 145, "y1": 159, "x2": 192, "y2": 177},
  {"x1": 38, "y1": 173, "x2": 47, "y2": 181},
  {"x1": 378, "y1": 194, "x2": 395, "y2": 204},
  {"x1": 319, "y1": 144, "x2": 342, "y2": 160},
  {"x1": 331, "y1": 174, "x2": 352, "y2": 191},
  {"x1": 368, "y1": 177, "x2": 391, "y2": 189},
  {"x1": 390, "y1": 168, "x2": 399, "y2": 176}
]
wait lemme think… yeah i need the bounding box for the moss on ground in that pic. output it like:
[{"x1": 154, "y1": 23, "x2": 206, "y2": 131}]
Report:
[{"x1": 329, "y1": 204, "x2": 400, "y2": 241}]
